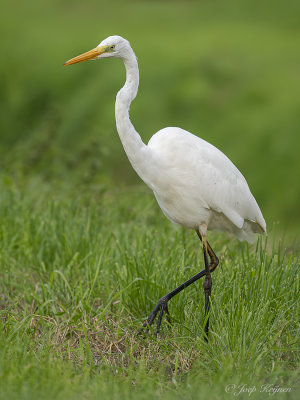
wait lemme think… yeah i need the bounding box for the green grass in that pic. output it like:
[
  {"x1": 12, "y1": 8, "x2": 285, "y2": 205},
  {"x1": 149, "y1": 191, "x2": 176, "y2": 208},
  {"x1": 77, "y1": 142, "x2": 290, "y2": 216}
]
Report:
[
  {"x1": 0, "y1": 0, "x2": 300, "y2": 398},
  {"x1": 0, "y1": 184, "x2": 299, "y2": 399}
]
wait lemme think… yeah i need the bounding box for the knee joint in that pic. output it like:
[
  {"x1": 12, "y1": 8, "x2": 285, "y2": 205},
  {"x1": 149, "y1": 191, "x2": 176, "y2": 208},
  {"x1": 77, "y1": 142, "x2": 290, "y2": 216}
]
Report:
[{"x1": 210, "y1": 256, "x2": 219, "y2": 272}]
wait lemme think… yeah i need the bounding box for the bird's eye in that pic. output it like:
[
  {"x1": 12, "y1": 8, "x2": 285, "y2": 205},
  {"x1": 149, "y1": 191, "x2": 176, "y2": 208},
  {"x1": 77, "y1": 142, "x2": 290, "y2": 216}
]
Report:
[{"x1": 110, "y1": 45, "x2": 115, "y2": 51}]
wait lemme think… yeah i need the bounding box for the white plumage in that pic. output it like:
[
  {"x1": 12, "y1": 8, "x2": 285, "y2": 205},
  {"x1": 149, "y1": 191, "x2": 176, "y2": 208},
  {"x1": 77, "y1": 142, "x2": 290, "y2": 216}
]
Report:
[
  {"x1": 146, "y1": 127, "x2": 266, "y2": 242},
  {"x1": 64, "y1": 35, "x2": 266, "y2": 337}
]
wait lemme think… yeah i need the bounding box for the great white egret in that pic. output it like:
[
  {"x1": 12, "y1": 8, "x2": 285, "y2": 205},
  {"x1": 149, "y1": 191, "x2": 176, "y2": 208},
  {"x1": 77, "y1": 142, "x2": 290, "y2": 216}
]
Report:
[{"x1": 64, "y1": 35, "x2": 266, "y2": 339}]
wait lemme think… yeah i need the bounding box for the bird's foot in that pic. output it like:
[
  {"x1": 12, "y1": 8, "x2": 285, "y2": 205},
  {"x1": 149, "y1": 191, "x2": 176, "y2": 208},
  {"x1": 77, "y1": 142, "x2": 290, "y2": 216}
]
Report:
[{"x1": 138, "y1": 296, "x2": 171, "y2": 336}]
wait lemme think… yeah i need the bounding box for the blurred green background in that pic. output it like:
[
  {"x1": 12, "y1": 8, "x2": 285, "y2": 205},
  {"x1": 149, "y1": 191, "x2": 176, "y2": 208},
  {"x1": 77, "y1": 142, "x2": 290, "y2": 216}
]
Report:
[{"x1": 1, "y1": 0, "x2": 299, "y2": 236}]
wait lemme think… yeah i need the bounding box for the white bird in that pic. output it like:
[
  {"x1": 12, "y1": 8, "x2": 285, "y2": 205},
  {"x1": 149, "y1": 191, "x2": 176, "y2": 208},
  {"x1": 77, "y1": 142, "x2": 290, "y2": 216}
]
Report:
[{"x1": 64, "y1": 35, "x2": 266, "y2": 339}]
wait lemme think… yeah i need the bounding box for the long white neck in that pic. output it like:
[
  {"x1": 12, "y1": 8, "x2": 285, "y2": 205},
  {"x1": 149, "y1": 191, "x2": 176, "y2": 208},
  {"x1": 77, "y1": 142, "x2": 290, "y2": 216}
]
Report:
[{"x1": 115, "y1": 49, "x2": 150, "y2": 183}]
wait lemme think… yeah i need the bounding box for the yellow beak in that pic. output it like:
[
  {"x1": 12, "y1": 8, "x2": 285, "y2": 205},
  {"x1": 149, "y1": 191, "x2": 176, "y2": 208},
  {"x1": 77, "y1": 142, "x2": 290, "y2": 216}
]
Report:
[{"x1": 64, "y1": 46, "x2": 106, "y2": 66}]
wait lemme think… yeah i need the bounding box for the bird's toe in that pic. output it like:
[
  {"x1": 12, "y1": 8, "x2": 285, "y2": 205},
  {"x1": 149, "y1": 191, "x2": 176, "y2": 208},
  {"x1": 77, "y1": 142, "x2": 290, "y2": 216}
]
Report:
[{"x1": 138, "y1": 297, "x2": 171, "y2": 337}]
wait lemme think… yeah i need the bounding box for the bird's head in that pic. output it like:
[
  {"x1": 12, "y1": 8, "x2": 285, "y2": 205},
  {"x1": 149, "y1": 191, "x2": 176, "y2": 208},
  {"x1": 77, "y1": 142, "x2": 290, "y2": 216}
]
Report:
[{"x1": 64, "y1": 35, "x2": 132, "y2": 66}]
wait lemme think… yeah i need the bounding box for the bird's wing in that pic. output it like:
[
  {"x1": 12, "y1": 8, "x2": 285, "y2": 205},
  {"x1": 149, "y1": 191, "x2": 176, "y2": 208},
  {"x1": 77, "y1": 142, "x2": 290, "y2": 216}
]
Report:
[{"x1": 147, "y1": 127, "x2": 266, "y2": 232}]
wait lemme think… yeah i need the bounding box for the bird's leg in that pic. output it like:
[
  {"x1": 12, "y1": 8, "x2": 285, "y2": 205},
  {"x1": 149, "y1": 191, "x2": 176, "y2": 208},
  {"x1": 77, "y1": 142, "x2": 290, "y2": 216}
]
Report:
[
  {"x1": 201, "y1": 234, "x2": 212, "y2": 341},
  {"x1": 196, "y1": 230, "x2": 219, "y2": 274},
  {"x1": 139, "y1": 229, "x2": 219, "y2": 337},
  {"x1": 196, "y1": 228, "x2": 219, "y2": 341}
]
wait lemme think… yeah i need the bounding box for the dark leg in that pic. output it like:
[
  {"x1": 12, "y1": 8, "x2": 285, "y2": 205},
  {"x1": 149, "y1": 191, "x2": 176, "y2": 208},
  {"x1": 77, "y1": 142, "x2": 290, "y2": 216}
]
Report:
[
  {"x1": 196, "y1": 229, "x2": 219, "y2": 340},
  {"x1": 201, "y1": 234, "x2": 212, "y2": 341},
  {"x1": 196, "y1": 230, "x2": 219, "y2": 274},
  {"x1": 139, "y1": 229, "x2": 219, "y2": 336}
]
